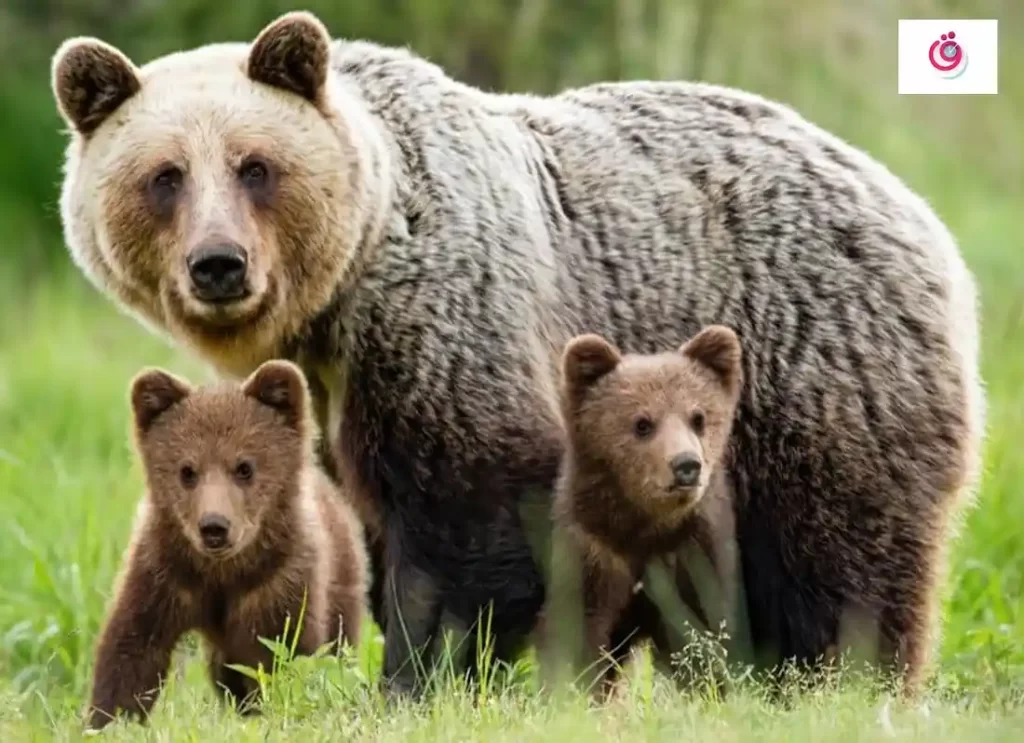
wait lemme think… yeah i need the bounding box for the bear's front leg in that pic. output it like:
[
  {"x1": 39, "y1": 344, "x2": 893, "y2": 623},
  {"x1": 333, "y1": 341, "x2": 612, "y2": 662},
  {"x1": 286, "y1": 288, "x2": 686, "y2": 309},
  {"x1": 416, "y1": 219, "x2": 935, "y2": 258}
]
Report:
[
  {"x1": 211, "y1": 581, "x2": 331, "y2": 714},
  {"x1": 543, "y1": 528, "x2": 641, "y2": 699},
  {"x1": 206, "y1": 644, "x2": 262, "y2": 716},
  {"x1": 579, "y1": 559, "x2": 640, "y2": 698},
  {"x1": 380, "y1": 518, "x2": 444, "y2": 698},
  {"x1": 86, "y1": 564, "x2": 186, "y2": 731}
]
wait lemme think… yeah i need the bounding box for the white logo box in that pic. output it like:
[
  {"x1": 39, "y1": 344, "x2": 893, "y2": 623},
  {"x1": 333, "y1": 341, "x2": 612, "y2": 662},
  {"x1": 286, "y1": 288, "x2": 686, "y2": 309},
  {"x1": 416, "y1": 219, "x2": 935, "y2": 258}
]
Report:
[{"x1": 898, "y1": 19, "x2": 999, "y2": 95}]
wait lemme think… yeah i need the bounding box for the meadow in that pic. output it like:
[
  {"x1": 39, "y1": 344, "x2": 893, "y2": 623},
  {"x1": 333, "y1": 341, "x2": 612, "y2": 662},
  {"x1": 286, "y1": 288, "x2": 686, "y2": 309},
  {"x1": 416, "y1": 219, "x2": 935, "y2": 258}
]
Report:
[{"x1": 1, "y1": 2, "x2": 1023, "y2": 740}]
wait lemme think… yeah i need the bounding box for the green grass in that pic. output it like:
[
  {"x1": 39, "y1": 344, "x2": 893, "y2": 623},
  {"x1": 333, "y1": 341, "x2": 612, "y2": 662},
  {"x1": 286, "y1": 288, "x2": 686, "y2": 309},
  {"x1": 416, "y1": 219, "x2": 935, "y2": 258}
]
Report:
[{"x1": 1, "y1": 185, "x2": 1023, "y2": 739}]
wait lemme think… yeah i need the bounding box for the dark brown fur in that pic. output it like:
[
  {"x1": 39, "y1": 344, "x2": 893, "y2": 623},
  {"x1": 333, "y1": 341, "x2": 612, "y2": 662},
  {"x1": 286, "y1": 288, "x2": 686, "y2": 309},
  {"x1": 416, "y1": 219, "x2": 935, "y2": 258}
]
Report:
[
  {"x1": 545, "y1": 326, "x2": 744, "y2": 693},
  {"x1": 52, "y1": 39, "x2": 140, "y2": 136},
  {"x1": 85, "y1": 360, "x2": 368, "y2": 731},
  {"x1": 247, "y1": 12, "x2": 331, "y2": 106}
]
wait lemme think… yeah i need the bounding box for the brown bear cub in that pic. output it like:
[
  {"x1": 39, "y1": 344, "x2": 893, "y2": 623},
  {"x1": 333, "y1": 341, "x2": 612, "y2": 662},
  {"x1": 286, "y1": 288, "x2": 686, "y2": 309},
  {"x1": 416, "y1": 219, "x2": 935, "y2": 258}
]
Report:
[
  {"x1": 546, "y1": 325, "x2": 744, "y2": 693},
  {"x1": 86, "y1": 360, "x2": 369, "y2": 731}
]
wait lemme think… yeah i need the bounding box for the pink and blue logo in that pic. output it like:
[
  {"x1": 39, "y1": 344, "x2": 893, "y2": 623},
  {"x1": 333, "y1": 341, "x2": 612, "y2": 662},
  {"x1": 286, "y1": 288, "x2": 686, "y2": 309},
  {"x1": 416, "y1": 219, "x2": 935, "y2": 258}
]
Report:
[{"x1": 928, "y1": 31, "x2": 968, "y2": 78}]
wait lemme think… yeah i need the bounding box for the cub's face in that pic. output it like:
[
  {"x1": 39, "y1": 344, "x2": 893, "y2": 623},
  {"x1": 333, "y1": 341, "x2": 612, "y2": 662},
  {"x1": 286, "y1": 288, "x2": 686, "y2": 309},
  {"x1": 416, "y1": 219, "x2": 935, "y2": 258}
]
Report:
[
  {"x1": 51, "y1": 13, "x2": 377, "y2": 376},
  {"x1": 561, "y1": 326, "x2": 744, "y2": 516},
  {"x1": 130, "y1": 360, "x2": 312, "y2": 560}
]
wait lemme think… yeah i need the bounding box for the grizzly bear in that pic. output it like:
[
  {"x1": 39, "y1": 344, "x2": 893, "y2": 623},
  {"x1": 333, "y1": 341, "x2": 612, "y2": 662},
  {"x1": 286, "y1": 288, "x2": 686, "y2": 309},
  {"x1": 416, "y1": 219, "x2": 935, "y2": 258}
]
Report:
[
  {"x1": 85, "y1": 360, "x2": 369, "y2": 731},
  {"x1": 52, "y1": 10, "x2": 984, "y2": 697},
  {"x1": 542, "y1": 326, "x2": 743, "y2": 693}
]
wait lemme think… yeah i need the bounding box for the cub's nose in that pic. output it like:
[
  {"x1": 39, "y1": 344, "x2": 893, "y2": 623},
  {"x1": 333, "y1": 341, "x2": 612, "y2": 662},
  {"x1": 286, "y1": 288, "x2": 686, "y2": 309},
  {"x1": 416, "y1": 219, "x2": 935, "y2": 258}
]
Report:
[
  {"x1": 198, "y1": 512, "x2": 231, "y2": 550},
  {"x1": 671, "y1": 453, "x2": 702, "y2": 487},
  {"x1": 187, "y1": 243, "x2": 248, "y2": 301}
]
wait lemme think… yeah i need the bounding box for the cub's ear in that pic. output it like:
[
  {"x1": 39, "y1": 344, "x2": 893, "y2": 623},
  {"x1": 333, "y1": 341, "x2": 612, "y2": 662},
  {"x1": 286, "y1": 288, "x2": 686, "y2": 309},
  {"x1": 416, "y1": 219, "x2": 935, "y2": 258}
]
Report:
[
  {"x1": 562, "y1": 334, "x2": 622, "y2": 394},
  {"x1": 248, "y1": 11, "x2": 331, "y2": 105},
  {"x1": 51, "y1": 38, "x2": 141, "y2": 136},
  {"x1": 680, "y1": 325, "x2": 743, "y2": 392},
  {"x1": 130, "y1": 369, "x2": 192, "y2": 433},
  {"x1": 242, "y1": 360, "x2": 310, "y2": 429}
]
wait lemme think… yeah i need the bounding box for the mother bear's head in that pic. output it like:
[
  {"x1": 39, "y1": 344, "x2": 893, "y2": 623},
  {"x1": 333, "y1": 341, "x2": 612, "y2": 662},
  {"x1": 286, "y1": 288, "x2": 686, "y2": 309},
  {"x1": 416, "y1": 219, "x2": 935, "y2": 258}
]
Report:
[{"x1": 51, "y1": 11, "x2": 389, "y2": 376}]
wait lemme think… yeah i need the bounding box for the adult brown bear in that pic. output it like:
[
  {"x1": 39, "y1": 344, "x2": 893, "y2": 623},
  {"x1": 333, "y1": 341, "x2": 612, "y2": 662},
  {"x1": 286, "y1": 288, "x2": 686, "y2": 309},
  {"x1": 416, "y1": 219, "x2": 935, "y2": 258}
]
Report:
[{"x1": 50, "y1": 11, "x2": 984, "y2": 696}]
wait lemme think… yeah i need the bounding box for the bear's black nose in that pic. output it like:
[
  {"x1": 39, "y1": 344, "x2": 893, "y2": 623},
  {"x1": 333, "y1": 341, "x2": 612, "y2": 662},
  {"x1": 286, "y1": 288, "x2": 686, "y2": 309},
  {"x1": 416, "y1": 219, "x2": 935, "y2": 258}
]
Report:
[
  {"x1": 198, "y1": 512, "x2": 231, "y2": 550},
  {"x1": 671, "y1": 453, "x2": 702, "y2": 487},
  {"x1": 187, "y1": 243, "x2": 248, "y2": 301}
]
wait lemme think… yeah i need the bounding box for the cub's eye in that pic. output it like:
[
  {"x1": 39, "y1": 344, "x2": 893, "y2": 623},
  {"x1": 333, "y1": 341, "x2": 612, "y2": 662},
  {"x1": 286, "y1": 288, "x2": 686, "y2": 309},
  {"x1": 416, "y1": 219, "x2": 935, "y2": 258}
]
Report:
[
  {"x1": 234, "y1": 460, "x2": 254, "y2": 482},
  {"x1": 239, "y1": 158, "x2": 269, "y2": 189},
  {"x1": 180, "y1": 465, "x2": 198, "y2": 488},
  {"x1": 633, "y1": 416, "x2": 656, "y2": 439},
  {"x1": 691, "y1": 410, "x2": 706, "y2": 436}
]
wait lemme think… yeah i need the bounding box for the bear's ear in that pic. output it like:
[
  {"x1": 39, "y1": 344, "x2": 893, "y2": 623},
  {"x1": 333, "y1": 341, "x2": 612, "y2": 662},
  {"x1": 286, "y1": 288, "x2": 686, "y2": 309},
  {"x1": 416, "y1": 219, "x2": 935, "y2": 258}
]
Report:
[
  {"x1": 680, "y1": 325, "x2": 743, "y2": 392},
  {"x1": 242, "y1": 360, "x2": 310, "y2": 429},
  {"x1": 562, "y1": 334, "x2": 622, "y2": 393},
  {"x1": 51, "y1": 37, "x2": 141, "y2": 136},
  {"x1": 130, "y1": 368, "x2": 192, "y2": 433},
  {"x1": 247, "y1": 11, "x2": 331, "y2": 105}
]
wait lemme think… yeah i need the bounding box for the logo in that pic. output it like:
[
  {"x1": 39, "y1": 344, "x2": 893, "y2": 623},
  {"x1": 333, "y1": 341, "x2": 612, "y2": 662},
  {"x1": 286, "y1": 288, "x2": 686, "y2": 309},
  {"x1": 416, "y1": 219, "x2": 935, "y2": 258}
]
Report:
[
  {"x1": 928, "y1": 31, "x2": 968, "y2": 78},
  {"x1": 898, "y1": 19, "x2": 998, "y2": 95}
]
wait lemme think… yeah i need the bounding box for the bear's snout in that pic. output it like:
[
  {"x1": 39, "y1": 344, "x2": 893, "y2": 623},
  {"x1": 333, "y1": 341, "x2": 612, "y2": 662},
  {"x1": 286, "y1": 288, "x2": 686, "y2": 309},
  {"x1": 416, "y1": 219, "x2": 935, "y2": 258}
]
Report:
[
  {"x1": 187, "y1": 242, "x2": 248, "y2": 302},
  {"x1": 198, "y1": 512, "x2": 232, "y2": 550},
  {"x1": 670, "y1": 452, "x2": 702, "y2": 487}
]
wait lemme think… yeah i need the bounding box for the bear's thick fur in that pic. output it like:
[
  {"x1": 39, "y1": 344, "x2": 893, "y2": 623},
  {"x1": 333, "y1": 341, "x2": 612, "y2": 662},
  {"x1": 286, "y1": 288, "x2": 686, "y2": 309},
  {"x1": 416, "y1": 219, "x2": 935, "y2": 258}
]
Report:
[
  {"x1": 86, "y1": 361, "x2": 368, "y2": 730},
  {"x1": 53, "y1": 12, "x2": 985, "y2": 696},
  {"x1": 545, "y1": 326, "x2": 744, "y2": 694}
]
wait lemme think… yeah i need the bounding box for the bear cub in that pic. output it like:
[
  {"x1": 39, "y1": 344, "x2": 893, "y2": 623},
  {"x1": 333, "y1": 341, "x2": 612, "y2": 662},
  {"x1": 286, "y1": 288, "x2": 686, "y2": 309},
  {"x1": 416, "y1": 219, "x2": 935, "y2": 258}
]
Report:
[
  {"x1": 546, "y1": 325, "x2": 744, "y2": 692},
  {"x1": 86, "y1": 360, "x2": 369, "y2": 731}
]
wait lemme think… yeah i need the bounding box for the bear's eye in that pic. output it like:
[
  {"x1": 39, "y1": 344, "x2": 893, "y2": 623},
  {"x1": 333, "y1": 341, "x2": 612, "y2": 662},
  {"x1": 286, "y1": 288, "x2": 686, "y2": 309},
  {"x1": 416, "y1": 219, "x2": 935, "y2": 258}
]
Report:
[
  {"x1": 149, "y1": 165, "x2": 183, "y2": 208},
  {"x1": 234, "y1": 460, "x2": 254, "y2": 483},
  {"x1": 633, "y1": 416, "x2": 656, "y2": 439},
  {"x1": 239, "y1": 158, "x2": 269, "y2": 190},
  {"x1": 691, "y1": 410, "x2": 706, "y2": 436},
  {"x1": 180, "y1": 465, "x2": 198, "y2": 489}
]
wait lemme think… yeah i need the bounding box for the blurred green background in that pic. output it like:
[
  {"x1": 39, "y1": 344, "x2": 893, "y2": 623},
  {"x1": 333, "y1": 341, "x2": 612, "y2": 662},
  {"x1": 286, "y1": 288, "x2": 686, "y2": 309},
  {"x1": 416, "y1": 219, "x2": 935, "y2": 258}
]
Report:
[{"x1": 0, "y1": 1, "x2": 1022, "y2": 739}]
